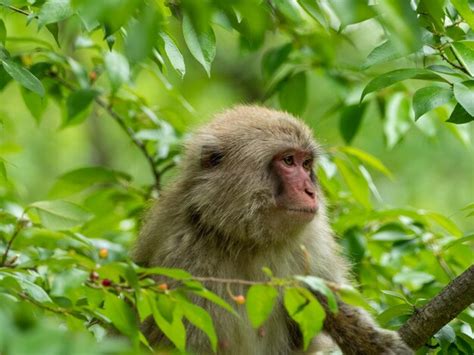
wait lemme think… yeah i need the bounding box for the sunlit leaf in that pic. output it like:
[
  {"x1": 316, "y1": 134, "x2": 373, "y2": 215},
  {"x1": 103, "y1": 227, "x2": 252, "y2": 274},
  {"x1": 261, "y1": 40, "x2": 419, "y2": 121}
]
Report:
[
  {"x1": 295, "y1": 275, "x2": 338, "y2": 313},
  {"x1": 104, "y1": 51, "x2": 130, "y2": 92},
  {"x1": 160, "y1": 32, "x2": 185, "y2": 79},
  {"x1": 339, "y1": 146, "x2": 393, "y2": 178},
  {"x1": 451, "y1": 41, "x2": 474, "y2": 76},
  {"x1": 364, "y1": 40, "x2": 402, "y2": 68},
  {"x1": 361, "y1": 69, "x2": 447, "y2": 101},
  {"x1": 376, "y1": 304, "x2": 413, "y2": 327},
  {"x1": 284, "y1": 287, "x2": 325, "y2": 350},
  {"x1": 334, "y1": 157, "x2": 371, "y2": 209},
  {"x1": 246, "y1": 284, "x2": 278, "y2": 328},
  {"x1": 150, "y1": 295, "x2": 186, "y2": 352},
  {"x1": 393, "y1": 271, "x2": 434, "y2": 291},
  {"x1": 180, "y1": 300, "x2": 217, "y2": 352},
  {"x1": 102, "y1": 292, "x2": 140, "y2": 346},
  {"x1": 182, "y1": 13, "x2": 216, "y2": 77},
  {"x1": 38, "y1": 0, "x2": 75, "y2": 27},
  {"x1": 453, "y1": 81, "x2": 474, "y2": 116},
  {"x1": 384, "y1": 93, "x2": 413, "y2": 148},
  {"x1": 413, "y1": 86, "x2": 453, "y2": 120},
  {"x1": 30, "y1": 200, "x2": 93, "y2": 230},
  {"x1": 451, "y1": 0, "x2": 474, "y2": 30}
]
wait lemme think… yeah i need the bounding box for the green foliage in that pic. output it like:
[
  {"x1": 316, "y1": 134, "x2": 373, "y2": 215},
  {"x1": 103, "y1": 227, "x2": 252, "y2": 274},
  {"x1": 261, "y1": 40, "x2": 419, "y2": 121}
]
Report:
[{"x1": 0, "y1": 0, "x2": 473, "y2": 354}]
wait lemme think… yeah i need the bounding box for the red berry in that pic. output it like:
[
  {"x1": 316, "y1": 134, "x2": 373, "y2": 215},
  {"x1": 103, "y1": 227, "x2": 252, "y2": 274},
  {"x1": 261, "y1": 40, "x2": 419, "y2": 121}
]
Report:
[
  {"x1": 158, "y1": 283, "x2": 168, "y2": 291},
  {"x1": 102, "y1": 279, "x2": 112, "y2": 287}
]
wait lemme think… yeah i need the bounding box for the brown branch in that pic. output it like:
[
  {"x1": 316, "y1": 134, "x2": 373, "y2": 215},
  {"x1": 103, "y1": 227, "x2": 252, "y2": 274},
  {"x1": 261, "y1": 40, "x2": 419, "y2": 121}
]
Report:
[{"x1": 398, "y1": 265, "x2": 474, "y2": 349}]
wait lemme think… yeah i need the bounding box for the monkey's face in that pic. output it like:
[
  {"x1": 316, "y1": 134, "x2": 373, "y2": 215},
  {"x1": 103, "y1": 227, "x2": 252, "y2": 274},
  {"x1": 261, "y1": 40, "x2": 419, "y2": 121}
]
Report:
[{"x1": 271, "y1": 149, "x2": 318, "y2": 223}]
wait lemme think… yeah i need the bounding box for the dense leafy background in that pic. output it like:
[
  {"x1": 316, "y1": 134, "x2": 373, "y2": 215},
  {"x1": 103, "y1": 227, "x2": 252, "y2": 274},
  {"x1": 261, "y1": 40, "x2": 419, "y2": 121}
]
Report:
[{"x1": 0, "y1": 0, "x2": 473, "y2": 354}]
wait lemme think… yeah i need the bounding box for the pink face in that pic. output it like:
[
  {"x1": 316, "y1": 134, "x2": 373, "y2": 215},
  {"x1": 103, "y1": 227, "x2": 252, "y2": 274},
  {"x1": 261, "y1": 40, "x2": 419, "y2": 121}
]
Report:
[{"x1": 272, "y1": 149, "x2": 318, "y2": 219}]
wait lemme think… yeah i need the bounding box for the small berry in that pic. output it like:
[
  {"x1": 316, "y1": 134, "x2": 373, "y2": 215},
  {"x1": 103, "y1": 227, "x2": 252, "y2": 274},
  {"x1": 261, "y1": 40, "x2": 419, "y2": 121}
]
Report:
[
  {"x1": 233, "y1": 295, "x2": 245, "y2": 305},
  {"x1": 98, "y1": 248, "x2": 108, "y2": 259},
  {"x1": 89, "y1": 271, "x2": 99, "y2": 281},
  {"x1": 89, "y1": 71, "x2": 97, "y2": 81},
  {"x1": 158, "y1": 283, "x2": 168, "y2": 291},
  {"x1": 102, "y1": 278, "x2": 112, "y2": 287}
]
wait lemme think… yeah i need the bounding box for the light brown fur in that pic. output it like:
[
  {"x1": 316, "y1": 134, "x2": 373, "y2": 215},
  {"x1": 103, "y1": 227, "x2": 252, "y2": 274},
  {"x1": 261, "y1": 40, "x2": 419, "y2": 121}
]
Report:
[{"x1": 133, "y1": 105, "x2": 412, "y2": 354}]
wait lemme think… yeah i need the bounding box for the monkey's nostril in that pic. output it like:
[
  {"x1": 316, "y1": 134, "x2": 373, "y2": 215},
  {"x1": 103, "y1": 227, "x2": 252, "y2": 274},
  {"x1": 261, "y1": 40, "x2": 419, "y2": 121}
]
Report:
[{"x1": 305, "y1": 189, "x2": 315, "y2": 198}]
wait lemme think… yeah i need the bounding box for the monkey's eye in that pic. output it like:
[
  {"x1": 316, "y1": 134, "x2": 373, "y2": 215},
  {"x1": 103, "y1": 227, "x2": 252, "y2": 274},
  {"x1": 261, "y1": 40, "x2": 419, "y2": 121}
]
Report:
[
  {"x1": 283, "y1": 155, "x2": 295, "y2": 166},
  {"x1": 302, "y1": 159, "x2": 313, "y2": 171}
]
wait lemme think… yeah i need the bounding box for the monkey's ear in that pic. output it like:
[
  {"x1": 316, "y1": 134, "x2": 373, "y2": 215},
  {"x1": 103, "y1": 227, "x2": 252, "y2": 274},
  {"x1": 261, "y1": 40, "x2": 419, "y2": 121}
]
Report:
[{"x1": 201, "y1": 145, "x2": 224, "y2": 168}]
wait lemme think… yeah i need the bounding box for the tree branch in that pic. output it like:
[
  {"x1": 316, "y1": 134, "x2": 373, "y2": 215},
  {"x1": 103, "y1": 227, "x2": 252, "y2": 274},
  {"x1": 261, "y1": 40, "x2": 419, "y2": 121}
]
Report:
[{"x1": 398, "y1": 265, "x2": 474, "y2": 349}]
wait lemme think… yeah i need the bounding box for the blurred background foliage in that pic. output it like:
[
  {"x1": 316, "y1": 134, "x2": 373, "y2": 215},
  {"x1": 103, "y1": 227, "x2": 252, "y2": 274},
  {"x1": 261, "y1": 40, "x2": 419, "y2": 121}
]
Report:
[{"x1": 0, "y1": 0, "x2": 473, "y2": 354}]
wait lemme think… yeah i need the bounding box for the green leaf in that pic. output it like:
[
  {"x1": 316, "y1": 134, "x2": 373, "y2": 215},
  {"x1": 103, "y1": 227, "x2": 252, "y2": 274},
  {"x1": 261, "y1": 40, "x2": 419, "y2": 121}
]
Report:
[
  {"x1": 38, "y1": 0, "x2": 75, "y2": 27},
  {"x1": 0, "y1": 19, "x2": 6, "y2": 45},
  {"x1": 337, "y1": 284, "x2": 372, "y2": 310},
  {"x1": 102, "y1": 292, "x2": 139, "y2": 346},
  {"x1": 329, "y1": 0, "x2": 375, "y2": 27},
  {"x1": 453, "y1": 81, "x2": 474, "y2": 116},
  {"x1": 262, "y1": 43, "x2": 292, "y2": 81},
  {"x1": 180, "y1": 300, "x2": 217, "y2": 352},
  {"x1": 444, "y1": 234, "x2": 474, "y2": 250},
  {"x1": 150, "y1": 295, "x2": 186, "y2": 352},
  {"x1": 189, "y1": 285, "x2": 239, "y2": 317},
  {"x1": 364, "y1": 40, "x2": 402, "y2": 68},
  {"x1": 297, "y1": 0, "x2": 327, "y2": 27},
  {"x1": 393, "y1": 271, "x2": 434, "y2": 291},
  {"x1": 20, "y1": 87, "x2": 48, "y2": 123},
  {"x1": 376, "y1": 304, "x2": 413, "y2": 327},
  {"x1": 339, "y1": 103, "x2": 367, "y2": 144},
  {"x1": 182, "y1": 13, "x2": 216, "y2": 77},
  {"x1": 294, "y1": 276, "x2": 338, "y2": 313},
  {"x1": 447, "y1": 103, "x2": 474, "y2": 124},
  {"x1": 451, "y1": 0, "x2": 474, "y2": 30},
  {"x1": 278, "y1": 71, "x2": 307, "y2": 116},
  {"x1": 138, "y1": 267, "x2": 192, "y2": 280},
  {"x1": 361, "y1": 69, "x2": 447, "y2": 101},
  {"x1": 423, "y1": 211, "x2": 462, "y2": 237},
  {"x1": 451, "y1": 41, "x2": 474, "y2": 76},
  {"x1": 339, "y1": 146, "x2": 393, "y2": 178},
  {"x1": 245, "y1": 285, "x2": 278, "y2": 328},
  {"x1": 49, "y1": 166, "x2": 129, "y2": 198},
  {"x1": 1, "y1": 59, "x2": 45, "y2": 96},
  {"x1": 125, "y1": 6, "x2": 159, "y2": 64},
  {"x1": 412, "y1": 86, "x2": 453, "y2": 120},
  {"x1": 384, "y1": 93, "x2": 413, "y2": 148},
  {"x1": 30, "y1": 200, "x2": 93, "y2": 230},
  {"x1": 340, "y1": 228, "x2": 366, "y2": 265},
  {"x1": 334, "y1": 157, "x2": 371, "y2": 209},
  {"x1": 65, "y1": 89, "x2": 98, "y2": 126},
  {"x1": 273, "y1": 0, "x2": 303, "y2": 23},
  {"x1": 284, "y1": 287, "x2": 325, "y2": 350},
  {"x1": 67, "y1": 57, "x2": 89, "y2": 89},
  {"x1": 160, "y1": 32, "x2": 185, "y2": 79},
  {"x1": 104, "y1": 51, "x2": 130, "y2": 92}
]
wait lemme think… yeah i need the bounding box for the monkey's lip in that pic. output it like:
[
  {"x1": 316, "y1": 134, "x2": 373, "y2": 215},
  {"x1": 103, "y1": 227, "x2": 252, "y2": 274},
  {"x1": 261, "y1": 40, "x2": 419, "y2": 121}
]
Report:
[{"x1": 285, "y1": 207, "x2": 317, "y2": 214}]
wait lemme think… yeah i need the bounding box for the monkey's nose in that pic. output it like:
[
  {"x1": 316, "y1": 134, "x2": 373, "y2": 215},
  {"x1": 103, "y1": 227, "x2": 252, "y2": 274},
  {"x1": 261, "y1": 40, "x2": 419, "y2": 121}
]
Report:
[{"x1": 304, "y1": 188, "x2": 315, "y2": 198}]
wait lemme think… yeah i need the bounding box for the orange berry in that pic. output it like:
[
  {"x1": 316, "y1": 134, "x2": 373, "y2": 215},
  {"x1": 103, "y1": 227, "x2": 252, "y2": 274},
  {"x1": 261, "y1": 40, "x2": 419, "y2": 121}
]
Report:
[
  {"x1": 89, "y1": 71, "x2": 97, "y2": 81},
  {"x1": 98, "y1": 248, "x2": 108, "y2": 259},
  {"x1": 158, "y1": 283, "x2": 168, "y2": 291},
  {"x1": 233, "y1": 295, "x2": 245, "y2": 304}
]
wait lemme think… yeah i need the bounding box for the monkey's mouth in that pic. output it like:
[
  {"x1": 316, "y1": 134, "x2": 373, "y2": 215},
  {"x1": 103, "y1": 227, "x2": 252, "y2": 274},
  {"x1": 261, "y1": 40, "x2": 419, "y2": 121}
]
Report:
[{"x1": 286, "y1": 208, "x2": 317, "y2": 214}]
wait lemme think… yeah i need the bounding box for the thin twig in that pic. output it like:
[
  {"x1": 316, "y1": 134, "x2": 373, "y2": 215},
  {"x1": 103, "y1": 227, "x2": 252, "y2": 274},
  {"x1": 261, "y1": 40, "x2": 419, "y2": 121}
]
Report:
[
  {"x1": 1, "y1": 4, "x2": 34, "y2": 17},
  {"x1": 439, "y1": 50, "x2": 470, "y2": 75},
  {"x1": 1, "y1": 213, "x2": 26, "y2": 266}
]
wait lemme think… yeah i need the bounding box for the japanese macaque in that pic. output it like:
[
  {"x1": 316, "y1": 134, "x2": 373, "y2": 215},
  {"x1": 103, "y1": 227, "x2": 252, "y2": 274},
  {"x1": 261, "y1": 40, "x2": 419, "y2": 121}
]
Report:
[{"x1": 133, "y1": 105, "x2": 412, "y2": 354}]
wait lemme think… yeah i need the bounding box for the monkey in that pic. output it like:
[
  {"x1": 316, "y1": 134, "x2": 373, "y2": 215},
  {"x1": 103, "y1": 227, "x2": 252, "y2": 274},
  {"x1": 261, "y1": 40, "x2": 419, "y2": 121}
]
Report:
[{"x1": 133, "y1": 105, "x2": 413, "y2": 354}]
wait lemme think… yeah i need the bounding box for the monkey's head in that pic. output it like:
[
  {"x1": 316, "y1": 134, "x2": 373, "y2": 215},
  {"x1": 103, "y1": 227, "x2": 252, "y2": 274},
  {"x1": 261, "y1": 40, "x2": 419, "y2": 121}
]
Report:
[{"x1": 178, "y1": 105, "x2": 324, "y2": 247}]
